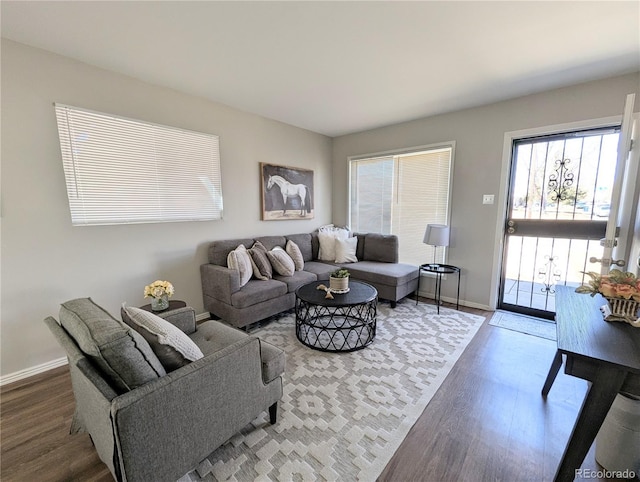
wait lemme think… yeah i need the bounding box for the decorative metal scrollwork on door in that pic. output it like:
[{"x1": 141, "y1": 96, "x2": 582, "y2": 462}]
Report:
[
  {"x1": 548, "y1": 158, "x2": 575, "y2": 202},
  {"x1": 538, "y1": 255, "x2": 562, "y2": 294}
]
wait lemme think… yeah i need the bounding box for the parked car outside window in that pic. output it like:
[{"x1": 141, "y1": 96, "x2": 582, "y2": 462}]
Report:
[{"x1": 594, "y1": 204, "x2": 610, "y2": 217}]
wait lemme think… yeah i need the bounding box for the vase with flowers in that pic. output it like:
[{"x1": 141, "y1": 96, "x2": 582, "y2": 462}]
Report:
[
  {"x1": 575, "y1": 269, "x2": 640, "y2": 326},
  {"x1": 144, "y1": 280, "x2": 175, "y2": 312}
]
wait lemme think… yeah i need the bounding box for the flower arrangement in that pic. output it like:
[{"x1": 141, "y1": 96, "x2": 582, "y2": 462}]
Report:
[
  {"x1": 144, "y1": 280, "x2": 175, "y2": 300},
  {"x1": 575, "y1": 270, "x2": 640, "y2": 301}
]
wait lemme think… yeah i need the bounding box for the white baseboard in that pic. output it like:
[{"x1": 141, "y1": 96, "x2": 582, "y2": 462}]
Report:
[
  {"x1": 416, "y1": 290, "x2": 491, "y2": 311},
  {"x1": 1, "y1": 311, "x2": 212, "y2": 387},
  {"x1": 196, "y1": 311, "x2": 211, "y2": 322},
  {"x1": 0, "y1": 356, "x2": 68, "y2": 387}
]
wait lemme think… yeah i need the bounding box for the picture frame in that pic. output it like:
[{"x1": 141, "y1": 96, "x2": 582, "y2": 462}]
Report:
[{"x1": 261, "y1": 163, "x2": 314, "y2": 220}]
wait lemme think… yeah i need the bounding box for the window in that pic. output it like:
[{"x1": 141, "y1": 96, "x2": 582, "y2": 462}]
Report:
[
  {"x1": 349, "y1": 144, "x2": 453, "y2": 265},
  {"x1": 54, "y1": 104, "x2": 223, "y2": 226}
]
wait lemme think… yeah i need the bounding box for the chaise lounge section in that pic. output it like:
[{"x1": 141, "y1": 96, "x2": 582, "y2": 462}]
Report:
[{"x1": 201, "y1": 232, "x2": 419, "y2": 329}]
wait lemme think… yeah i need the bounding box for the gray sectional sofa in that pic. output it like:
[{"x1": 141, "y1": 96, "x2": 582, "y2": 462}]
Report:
[{"x1": 200, "y1": 232, "x2": 419, "y2": 329}]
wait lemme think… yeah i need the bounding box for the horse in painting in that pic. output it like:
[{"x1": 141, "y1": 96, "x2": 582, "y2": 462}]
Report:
[{"x1": 267, "y1": 175, "x2": 310, "y2": 216}]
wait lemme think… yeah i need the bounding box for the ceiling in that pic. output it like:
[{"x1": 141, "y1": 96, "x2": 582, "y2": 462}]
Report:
[{"x1": 2, "y1": 1, "x2": 639, "y2": 137}]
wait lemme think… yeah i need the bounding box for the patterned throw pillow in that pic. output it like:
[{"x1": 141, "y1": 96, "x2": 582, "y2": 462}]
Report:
[
  {"x1": 121, "y1": 305, "x2": 204, "y2": 372},
  {"x1": 248, "y1": 241, "x2": 272, "y2": 280},
  {"x1": 286, "y1": 240, "x2": 304, "y2": 271},
  {"x1": 227, "y1": 244, "x2": 253, "y2": 287},
  {"x1": 267, "y1": 246, "x2": 295, "y2": 276}
]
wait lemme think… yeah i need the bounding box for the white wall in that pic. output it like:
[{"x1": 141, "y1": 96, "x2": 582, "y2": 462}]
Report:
[
  {"x1": 332, "y1": 73, "x2": 640, "y2": 309},
  {"x1": 3, "y1": 38, "x2": 638, "y2": 379},
  {"x1": 0, "y1": 40, "x2": 333, "y2": 377}
]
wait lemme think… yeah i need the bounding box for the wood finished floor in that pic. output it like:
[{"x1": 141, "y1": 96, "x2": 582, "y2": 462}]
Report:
[{"x1": 1, "y1": 301, "x2": 621, "y2": 481}]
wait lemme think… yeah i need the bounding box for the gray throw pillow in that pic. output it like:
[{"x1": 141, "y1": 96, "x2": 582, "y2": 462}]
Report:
[
  {"x1": 121, "y1": 305, "x2": 204, "y2": 372},
  {"x1": 60, "y1": 298, "x2": 166, "y2": 394},
  {"x1": 248, "y1": 241, "x2": 273, "y2": 280}
]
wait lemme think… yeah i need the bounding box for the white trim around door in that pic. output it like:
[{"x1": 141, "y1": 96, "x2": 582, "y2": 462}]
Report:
[{"x1": 489, "y1": 115, "x2": 622, "y2": 311}]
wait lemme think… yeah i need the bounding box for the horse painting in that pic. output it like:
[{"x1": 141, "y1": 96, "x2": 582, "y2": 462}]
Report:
[{"x1": 266, "y1": 175, "x2": 311, "y2": 217}]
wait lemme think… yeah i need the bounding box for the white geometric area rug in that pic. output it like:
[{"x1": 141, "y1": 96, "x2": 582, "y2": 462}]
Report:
[{"x1": 183, "y1": 300, "x2": 485, "y2": 482}]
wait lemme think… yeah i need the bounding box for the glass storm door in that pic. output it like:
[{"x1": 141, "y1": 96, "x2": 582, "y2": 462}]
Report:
[{"x1": 499, "y1": 127, "x2": 621, "y2": 319}]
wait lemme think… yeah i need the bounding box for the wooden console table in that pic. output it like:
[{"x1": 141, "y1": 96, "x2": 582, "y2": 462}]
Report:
[{"x1": 542, "y1": 286, "x2": 640, "y2": 482}]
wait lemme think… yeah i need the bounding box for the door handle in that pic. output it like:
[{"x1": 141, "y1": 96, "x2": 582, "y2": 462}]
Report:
[{"x1": 589, "y1": 257, "x2": 626, "y2": 267}]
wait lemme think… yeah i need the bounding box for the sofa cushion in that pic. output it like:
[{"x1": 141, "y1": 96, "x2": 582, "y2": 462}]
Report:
[
  {"x1": 255, "y1": 235, "x2": 286, "y2": 251},
  {"x1": 303, "y1": 261, "x2": 336, "y2": 281},
  {"x1": 231, "y1": 279, "x2": 289, "y2": 309},
  {"x1": 343, "y1": 261, "x2": 418, "y2": 287},
  {"x1": 267, "y1": 246, "x2": 295, "y2": 276},
  {"x1": 311, "y1": 233, "x2": 321, "y2": 260},
  {"x1": 352, "y1": 233, "x2": 366, "y2": 260},
  {"x1": 59, "y1": 298, "x2": 166, "y2": 394},
  {"x1": 335, "y1": 237, "x2": 358, "y2": 263},
  {"x1": 286, "y1": 240, "x2": 304, "y2": 271},
  {"x1": 121, "y1": 305, "x2": 204, "y2": 372},
  {"x1": 227, "y1": 244, "x2": 253, "y2": 287},
  {"x1": 208, "y1": 238, "x2": 255, "y2": 266},
  {"x1": 286, "y1": 233, "x2": 313, "y2": 262},
  {"x1": 191, "y1": 320, "x2": 285, "y2": 384},
  {"x1": 362, "y1": 233, "x2": 398, "y2": 263},
  {"x1": 273, "y1": 269, "x2": 317, "y2": 292},
  {"x1": 190, "y1": 320, "x2": 247, "y2": 355}
]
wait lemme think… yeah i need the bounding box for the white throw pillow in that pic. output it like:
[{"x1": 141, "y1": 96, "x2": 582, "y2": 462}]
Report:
[
  {"x1": 318, "y1": 226, "x2": 350, "y2": 261},
  {"x1": 121, "y1": 305, "x2": 204, "y2": 372},
  {"x1": 286, "y1": 240, "x2": 304, "y2": 271},
  {"x1": 267, "y1": 246, "x2": 295, "y2": 276},
  {"x1": 317, "y1": 224, "x2": 335, "y2": 232},
  {"x1": 317, "y1": 231, "x2": 336, "y2": 261},
  {"x1": 335, "y1": 237, "x2": 358, "y2": 263},
  {"x1": 227, "y1": 244, "x2": 253, "y2": 287}
]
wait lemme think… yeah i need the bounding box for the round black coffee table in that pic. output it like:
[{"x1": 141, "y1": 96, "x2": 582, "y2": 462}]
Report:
[{"x1": 295, "y1": 280, "x2": 377, "y2": 352}]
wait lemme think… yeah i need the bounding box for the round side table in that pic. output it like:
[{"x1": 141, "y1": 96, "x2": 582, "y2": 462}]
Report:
[
  {"x1": 139, "y1": 299, "x2": 187, "y2": 313},
  {"x1": 416, "y1": 264, "x2": 460, "y2": 314}
]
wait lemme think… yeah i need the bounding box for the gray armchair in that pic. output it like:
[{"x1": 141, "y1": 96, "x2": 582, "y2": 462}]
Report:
[{"x1": 44, "y1": 298, "x2": 285, "y2": 482}]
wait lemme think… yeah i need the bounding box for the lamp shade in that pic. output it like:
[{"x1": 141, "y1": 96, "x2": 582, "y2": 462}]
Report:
[{"x1": 423, "y1": 224, "x2": 450, "y2": 247}]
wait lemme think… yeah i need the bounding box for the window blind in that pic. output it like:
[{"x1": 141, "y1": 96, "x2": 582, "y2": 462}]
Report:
[
  {"x1": 349, "y1": 156, "x2": 394, "y2": 233},
  {"x1": 350, "y1": 146, "x2": 453, "y2": 265},
  {"x1": 54, "y1": 104, "x2": 223, "y2": 226},
  {"x1": 394, "y1": 148, "x2": 452, "y2": 265}
]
